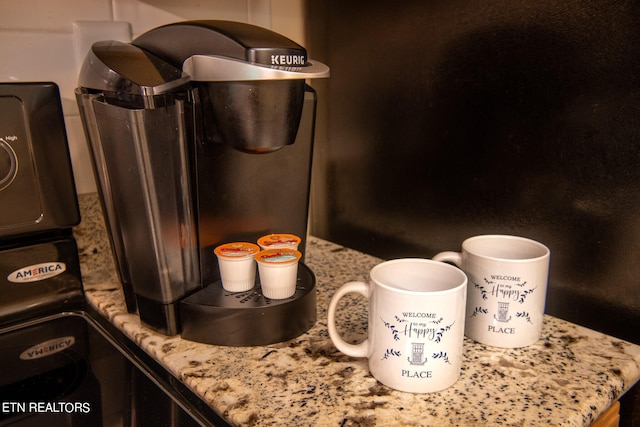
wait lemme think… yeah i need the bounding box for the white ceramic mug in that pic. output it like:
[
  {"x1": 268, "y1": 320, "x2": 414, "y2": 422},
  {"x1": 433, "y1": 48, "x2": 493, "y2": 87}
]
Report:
[
  {"x1": 327, "y1": 259, "x2": 467, "y2": 393},
  {"x1": 433, "y1": 235, "x2": 550, "y2": 348}
]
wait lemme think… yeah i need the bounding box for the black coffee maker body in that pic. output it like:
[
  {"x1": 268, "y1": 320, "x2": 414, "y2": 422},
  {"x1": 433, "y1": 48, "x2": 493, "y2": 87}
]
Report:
[{"x1": 75, "y1": 21, "x2": 329, "y2": 345}]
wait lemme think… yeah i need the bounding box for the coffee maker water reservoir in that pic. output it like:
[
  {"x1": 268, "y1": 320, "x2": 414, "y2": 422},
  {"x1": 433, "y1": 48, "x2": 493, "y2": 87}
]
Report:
[{"x1": 75, "y1": 21, "x2": 329, "y2": 345}]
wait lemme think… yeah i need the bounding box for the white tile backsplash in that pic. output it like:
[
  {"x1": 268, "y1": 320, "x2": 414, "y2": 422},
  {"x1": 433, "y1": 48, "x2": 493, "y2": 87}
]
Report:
[
  {"x1": 0, "y1": 0, "x2": 304, "y2": 194},
  {"x1": 0, "y1": 30, "x2": 77, "y2": 103},
  {"x1": 130, "y1": 0, "x2": 249, "y2": 27},
  {"x1": 0, "y1": 0, "x2": 113, "y2": 32},
  {"x1": 248, "y1": 0, "x2": 272, "y2": 29},
  {"x1": 112, "y1": 0, "x2": 185, "y2": 38},
  {"x1": 64, "y1": 115, "x2": 97, "y2": 195}
]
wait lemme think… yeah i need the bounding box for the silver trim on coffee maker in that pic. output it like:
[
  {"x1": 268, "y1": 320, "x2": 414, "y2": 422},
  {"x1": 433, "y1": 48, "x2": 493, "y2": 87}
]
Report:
[{"x1": 183, "y1": 55, "x2": 330, "y2": 81}]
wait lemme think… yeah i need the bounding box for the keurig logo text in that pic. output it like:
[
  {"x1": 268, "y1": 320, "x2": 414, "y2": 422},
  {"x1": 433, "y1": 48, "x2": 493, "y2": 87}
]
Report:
[{"x1": 271, "y1": 54, "x2": 306, "y2": 66}]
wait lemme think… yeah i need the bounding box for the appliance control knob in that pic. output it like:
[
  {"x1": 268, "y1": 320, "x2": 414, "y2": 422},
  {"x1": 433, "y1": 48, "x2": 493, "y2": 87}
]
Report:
[{"x1": 0, "y1": 139, "x2": 17, "y2": 191}]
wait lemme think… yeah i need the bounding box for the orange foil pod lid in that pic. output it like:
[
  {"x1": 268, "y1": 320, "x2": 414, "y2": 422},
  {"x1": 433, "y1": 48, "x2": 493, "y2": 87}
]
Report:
[
  {"x1": 214, "y1": 242, "x2": 260, "y2": 259},
  {"x1": 254, "y1": 248, "x2": 302, "y2": 264},
  {"x1": 257, "y1": 233, "x2": 301, "y2": 249}
]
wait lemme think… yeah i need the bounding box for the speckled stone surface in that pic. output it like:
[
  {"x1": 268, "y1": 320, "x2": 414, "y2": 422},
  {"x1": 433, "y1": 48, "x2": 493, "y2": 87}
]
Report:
[{"x1": 75, "y1": 194, "x2": 640, "y2": 426}]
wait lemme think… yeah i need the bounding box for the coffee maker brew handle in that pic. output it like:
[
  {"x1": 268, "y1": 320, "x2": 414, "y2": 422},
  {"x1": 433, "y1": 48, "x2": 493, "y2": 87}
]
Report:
[
  {"x1": 327, "y1": 281, "x2": 370, "y2": 358},
  {"x1": 183, "y1": 55, "x2": 330, "y2": 81}
]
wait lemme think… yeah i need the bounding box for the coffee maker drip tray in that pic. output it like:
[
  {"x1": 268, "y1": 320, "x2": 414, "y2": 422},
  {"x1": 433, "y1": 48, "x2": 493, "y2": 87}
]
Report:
[{"x1": 178, "y1": 263, "x2": 316, "y2": 346}]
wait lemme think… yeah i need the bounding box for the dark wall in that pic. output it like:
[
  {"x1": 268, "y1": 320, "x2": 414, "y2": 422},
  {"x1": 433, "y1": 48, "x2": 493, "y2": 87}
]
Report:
[{"x1": 307, "y1": 1, "x2": 640, "y2": 348}]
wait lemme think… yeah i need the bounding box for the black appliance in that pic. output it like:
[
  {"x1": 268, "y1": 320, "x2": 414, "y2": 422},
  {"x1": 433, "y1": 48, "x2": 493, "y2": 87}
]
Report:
[
  {"x1": 75, "y1": 21, "x2": 329, "y2": 345},
  {"x1": 0, "y1": 83, "x2": 228, "y2": 426},
  {"x1": 0, "y1": 82, "x2": 82, "y2": 325}
]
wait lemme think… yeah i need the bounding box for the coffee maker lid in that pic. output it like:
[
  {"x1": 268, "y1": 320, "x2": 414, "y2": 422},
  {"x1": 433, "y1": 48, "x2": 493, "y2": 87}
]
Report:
[
  {"x1": 77, "y1": 40, "x2": 191, "y2": 96},
  {"x1": 132, "y1": 20, "x2": 329, "y2": 82}
]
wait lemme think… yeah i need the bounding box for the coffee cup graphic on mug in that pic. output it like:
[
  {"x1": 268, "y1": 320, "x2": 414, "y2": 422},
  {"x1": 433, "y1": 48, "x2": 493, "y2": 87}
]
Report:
[
  {"x1": 433, "y1": 235, "x2": 550, "y2": 348},
  {"x1": 327, "y1": 259, "x2": 467, "y2": 393}
]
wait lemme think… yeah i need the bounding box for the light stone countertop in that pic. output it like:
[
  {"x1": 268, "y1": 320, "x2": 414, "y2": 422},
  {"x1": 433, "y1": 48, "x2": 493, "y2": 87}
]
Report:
[{"x1": 74, "y1": 194, "x2": 640, "y2": 426}]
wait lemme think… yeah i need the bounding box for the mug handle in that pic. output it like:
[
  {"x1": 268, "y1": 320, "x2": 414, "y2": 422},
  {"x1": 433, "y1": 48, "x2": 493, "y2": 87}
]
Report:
[
  {"x1": 432, "y1": 251, "x2": 462, "y2": 267},
  {"x1": 327, "y1": 281, "x2": 370, "y2": 358}
]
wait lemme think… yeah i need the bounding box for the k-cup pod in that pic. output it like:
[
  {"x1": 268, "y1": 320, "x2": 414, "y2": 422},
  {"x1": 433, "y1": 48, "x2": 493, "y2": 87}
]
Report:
[
  {"x1": 214, "y1": 242, "x2": 260, "y2": 292},
  {"x1": 433, "y1": 235, "x2": 550, "y2": 348},
  {"x1": 257, "y1": 233, "x2": 301, "y2": 251},
  {"x1": 254, "y1": 248, "x2": 302, "y2": 299}
]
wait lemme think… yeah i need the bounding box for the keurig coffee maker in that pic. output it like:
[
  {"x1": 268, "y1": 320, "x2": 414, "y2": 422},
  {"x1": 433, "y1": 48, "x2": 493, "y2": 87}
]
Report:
[{"x1": 76, "y1": 21, "x2": 329, "y2": 345}]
